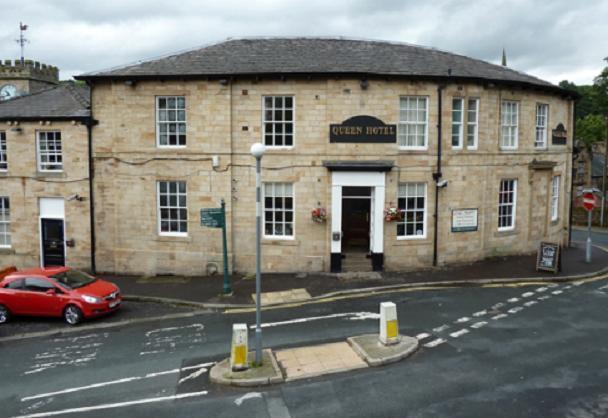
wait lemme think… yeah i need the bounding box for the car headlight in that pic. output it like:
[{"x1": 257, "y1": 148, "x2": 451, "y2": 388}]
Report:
[{"x1": 82, "y1": 295, "x2": 102, "y2": 304}]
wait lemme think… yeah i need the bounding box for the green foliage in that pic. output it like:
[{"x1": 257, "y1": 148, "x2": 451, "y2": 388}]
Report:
[{"x1": 577, "y1": 114, "x2": 607, "y2": 155}]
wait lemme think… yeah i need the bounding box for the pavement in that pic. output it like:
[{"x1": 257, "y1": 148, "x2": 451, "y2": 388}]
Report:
[{"x1": 102, "y1": 241, "x2": 608, "y2": 307}]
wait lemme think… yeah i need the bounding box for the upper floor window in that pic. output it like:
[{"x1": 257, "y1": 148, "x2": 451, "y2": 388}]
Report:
[
  {"x1": 157, "y1": 181, "x2": 188, "y2": 236},
  {"x1": 0, "y1": 131, "x2": 6, "y2": 171},
  {"x1": 501, "y1": 101, "x2": 518, "y2": 149},
  {"x1": 398, "y1": 96, "x2": 428, "y2": 149},
  {"x1": 0, "y1": 197, "x2": 10, "y2": 248},
  {"x1": 452, "y1": 98, "x2": 479, "y2": 150},
  {"x1": 263, "y1": 96, "x2": 294, "y2": 147},
  {"x1": 451, "y1": 98, "x2": 464, "y2": 149},
  {"x1": 498, "y1": 179, "x2": 517, "y2": 230},
  {"x1": 156, "y1": 96, "x2": 186, "y2": 147},
  {"x1": 466, "y1": 98, "x2": 479, "y2": 149},
  {"x1": 37, "y1": 131, "x2": 63, "y2": 172},
  {"x1": 397, "y1": 183, "x2": 427, "y2": 239},
  {"x1": 264, "y1": 182, "x2": 294, "y2": 238},
  {"x1": 551, "y1": 175, "x2": 560, "y2": 221},
  {"x1": 535, "y1": 104, "x2": 548, "y2": 149}
]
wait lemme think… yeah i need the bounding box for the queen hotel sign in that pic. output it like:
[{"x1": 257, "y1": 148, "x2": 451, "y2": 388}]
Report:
[{"x1": 330, "y1": 115, "x2": 397, "y2": 143}]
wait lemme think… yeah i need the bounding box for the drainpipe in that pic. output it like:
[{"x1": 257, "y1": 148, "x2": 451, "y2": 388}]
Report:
[
  {"x1": 432, "y1": 84, "x2": 446, "y2": 266},
  {"x1": 568, "y1": 99, "x2": 577, "y2": 247},
  {"x1": 86, "y1": 81, "x2": 98, "y2": 274}
]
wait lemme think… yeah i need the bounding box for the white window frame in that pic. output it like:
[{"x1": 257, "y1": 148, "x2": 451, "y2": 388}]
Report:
[
  {"x1": 156, "y1": 181, "x2": 188, "y2": 237},
  {"x1": 0, "y1": 131, "x2": 7, "y2": 171},
  {"x1": 500, "y1": 101, "x2": 519, "y2": 150},
  {"x1": 0, "y1": 196, "x2": 10, "y2": 248},
  {"x1": 551, "y1": 175, "x2": 560, "y2": 221},
  {"x1": 156, "y1": 96, "x2": 187, "y2": 148},
  {"x1": 263, "y1": 182, "x2": 295, "y2": 239},
  {"x1": 451, "y1": 98, "x2": 464, "y2": 149},
  {"x1": 498, "y1": 179, "x2": 517, "y2": 231},
  {"x1": 397, "y1": 182, "x2": 427, "y2": 240},
  {"x1": 398, "y1": 96, "x2": 428, "y2": 150},
  {"x1": 466, "y1": 98, "x2": 479, "y2": 150},
  {"x1": 37, "y1": 131, "x2": 63, "y2": 172},
  {"x1": 262, "y1": 96, "x2": 295, "y2": 148},
  {"x1": 535, "y1": 103, "x2": 549, "y2": 149}
]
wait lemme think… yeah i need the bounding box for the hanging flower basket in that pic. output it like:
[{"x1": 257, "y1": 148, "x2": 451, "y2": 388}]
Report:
[
  {"x1": 311, "y1": 207, "x2": 327, "y2": 223},
  {"x1": 384, "y1": 207, "x2": 402, "y2": 222}
]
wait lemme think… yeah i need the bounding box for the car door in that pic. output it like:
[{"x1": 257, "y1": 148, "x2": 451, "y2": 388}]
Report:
[
  {"x1": 1, "y1": 278, "x2": 26, "y2": 314},
  {"x1": 22, "y1": 278, "x2": 63, "y2": 316}
]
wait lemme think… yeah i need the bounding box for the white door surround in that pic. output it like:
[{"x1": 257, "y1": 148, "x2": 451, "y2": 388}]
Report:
[
  {"x1": 331, "y1": 171, "x2": 385, "y2": 272},
  {"x1": 39, "y1": 197, "x2": 66, "y2": 267}
]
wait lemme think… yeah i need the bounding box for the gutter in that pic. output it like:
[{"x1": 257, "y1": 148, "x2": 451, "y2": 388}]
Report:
[{"x1": 432, "y1": 84, "x2": 446, "y2": 266}]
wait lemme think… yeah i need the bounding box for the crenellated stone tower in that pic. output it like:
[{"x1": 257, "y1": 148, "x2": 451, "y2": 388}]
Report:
[{"x1": 0, "y1": 59, "x2": 59, "y2": 100}]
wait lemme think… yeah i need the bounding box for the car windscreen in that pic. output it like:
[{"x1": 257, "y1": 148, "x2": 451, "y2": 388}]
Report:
[{"x1": 50, "y1": 270, "x2": 97, "y2": 290}]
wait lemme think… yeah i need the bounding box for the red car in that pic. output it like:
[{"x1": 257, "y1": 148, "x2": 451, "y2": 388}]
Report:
[{"x1": 0, "y1": 267, "x2": 121, "y2": 325}]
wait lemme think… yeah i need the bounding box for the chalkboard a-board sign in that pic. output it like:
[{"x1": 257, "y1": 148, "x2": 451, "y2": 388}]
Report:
[{"x1": 536, "y1": 241, "x2": 561, "y2": 273}]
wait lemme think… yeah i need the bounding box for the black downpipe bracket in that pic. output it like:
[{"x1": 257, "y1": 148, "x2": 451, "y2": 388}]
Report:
[
  {"x1": 433, "y1": 85, "x2": 446, "y2": 266},
  {"x1": 86, "y1": 82, "x2": 98, "y2": 274}
]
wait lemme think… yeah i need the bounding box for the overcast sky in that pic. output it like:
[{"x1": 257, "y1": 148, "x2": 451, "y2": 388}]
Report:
[{"x1": 0, "y1": 0, "x2": 606, "y2": 85}]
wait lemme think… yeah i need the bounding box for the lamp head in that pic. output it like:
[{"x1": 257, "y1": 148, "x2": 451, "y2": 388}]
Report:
[{"x1": 250, "y1": 142, "x2": 266, "y2": 159}]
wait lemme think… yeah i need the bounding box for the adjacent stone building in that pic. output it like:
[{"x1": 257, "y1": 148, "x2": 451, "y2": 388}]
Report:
[
  {"x1": 0, "y1": 38, "x2": 576, "y2": 275},
  {"x1": 0, "y1": 60, "x2": 60, "y2": 101},
  {"x1": 0, "y1": 82, "x2": 92, "y2": 269}
]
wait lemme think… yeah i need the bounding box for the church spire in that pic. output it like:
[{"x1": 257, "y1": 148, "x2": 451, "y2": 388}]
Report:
[{"x1": 501, "y1": 48, "x2": 507, "y2": 67}]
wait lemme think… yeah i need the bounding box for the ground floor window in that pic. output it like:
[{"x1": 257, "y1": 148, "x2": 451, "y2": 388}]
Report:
[
  {"x1": 397, "y1": 183, "x2": 426, "y2": 238},
  {"x1": 498, "y1": 179, "x2": 517, "y2": 230},
  {"x1": 157, "y1": 181, "x2": 187, "y2": 235},
  {"x1": 551, "y1": 175, "x2": 560, "y2": 221},
  {"x1": 0, "y1": 197, "x2": 10, "y2": 247},
  {"x1": 264, "y1": 182, "x2": 294, "y2": 238}
]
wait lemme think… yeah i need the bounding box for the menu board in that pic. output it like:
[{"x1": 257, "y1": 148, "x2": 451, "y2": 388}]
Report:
[{"x1": 536, "y1": 241, "x2": 560, "y2": 273}]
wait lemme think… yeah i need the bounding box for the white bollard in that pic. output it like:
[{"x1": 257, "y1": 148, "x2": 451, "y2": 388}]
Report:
[
  {"x1": 379, "y1": 302, "x2": 399, "y2": 345},
  {"x1": 230, "y1": 323, "x2": 248, "y2": 371}
]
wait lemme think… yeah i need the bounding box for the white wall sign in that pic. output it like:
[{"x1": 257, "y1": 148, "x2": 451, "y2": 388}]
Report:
[{"x1": 451, "y1": 208, "x2": 478, "y2": 232}]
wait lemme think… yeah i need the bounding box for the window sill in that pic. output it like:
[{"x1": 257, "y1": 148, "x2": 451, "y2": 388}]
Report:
[
  {"x1": 393, "y1": 237, "x2": 430, "y2": 246},
  {"x1": 157, "y1": 145, "x2": 187, "y2": 149},
  {"x1": 36, "y1": 171, "x2": 66, "y2": 178},
  {"x1": 499, "y1": 147, "x2": 518, "y2": 152},
  {"x1": 262, "y1": 237, "x2": 298, "y2": 246},
  {"x1": 155, "y1": 234, "x2": 191, "y2": 243},
  {"x1": 0, "y1": 247, "x2": 14, "y2": 254},
  {"x1": 398, "y1": 147, "x2": 428, "y2": 153},
  {"x1": 264, "y1": 147, "x2": 295, "y2": 152},
  {"x1": 495, "y1": 228, "x2": 518, "y2": 237}
]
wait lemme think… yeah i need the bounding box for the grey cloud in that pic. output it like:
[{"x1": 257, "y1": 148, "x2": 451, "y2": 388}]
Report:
[{"x1": 0, "y1": 0, "x2": 606, "y2": 84}]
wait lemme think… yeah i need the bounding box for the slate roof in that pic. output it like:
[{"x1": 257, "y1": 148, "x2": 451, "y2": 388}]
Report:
[
  {"x1": 77, "y1": 37, "x2": 568, "y2": 95},
  {"x1": 0, "y1": 83, "x2": 90, "y2": 120}
]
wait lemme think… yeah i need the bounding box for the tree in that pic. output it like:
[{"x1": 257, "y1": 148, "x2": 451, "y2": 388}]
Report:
[{"x1": 577, "y1": 114, "x2": 607, "y2": 158}]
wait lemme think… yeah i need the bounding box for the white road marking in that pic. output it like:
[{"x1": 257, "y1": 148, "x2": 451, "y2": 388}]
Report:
[
  {"x1": 178, "y1": 368, "x2": 208, "y2": 385},
  {"x1": 523, "y1": 301, "x2": 538, "y2": 307},
  {"x1": 432, "y1": 324, "x2": 450, "y2": 333},
  {"x1": 573, "y1": 281, "x2": 584, "y2": 286},
  {"x1": 455, "y1": 317, "x2": 470, "y2": 324},
  {"x1": 472, "y1": 310, "x2": 487, "y2": 317},
  {"x1": 563, "y1": 285, "x2": 572, "y2": 290},
  {"x1": 449, "y1": 329, "x2": 469, "y2": 338},
  {"x1": 547, "y1": 283, "x2": 559, "y2": 288},
  {"x1": 235, "y1": 392, "x2": 263, "y2": 406},
  {"x1": 141, "y1": 324, "x2": 205, "y2": 356},
  {"x1": 423, "y1": 338, "x2": 446, "y2": 348},
  {"x1": 522, "y1": 292, "x2": 535, "y2": 298},
  {"x1": 415, "y1": 333, "x2": 431, "y2": 340},
  {"x1": 26, "y1": 334, "x2": 107, "y2": 376},
  {"x1": 599, "y1": 284, "x2": 608, "y2": 291},
  {"x1": 507, "y1": 297, "x2": 519, "y2": 303},
  {"x1": 21, "y1": 362, "x2": 215, "y2": 402},
  {"x1": 13, "y1": 391, "x2": 209, "y2": 418},
  {"x1": 507, "y1": 307, "x2": 523, "y2": 314},
  {"x1": 536, "y1": 287, "x2": 548, "y2": 292},
  {"x1": 252, "y1": 312, "x2": 379, "y2": 329},
  {"x1": 491, "y1": 302, "x2": 505, "y2": 309},
  {"x1": 470, "y1": 321, "x2": 487, "y2": 329},
  {"x1": 145, "y1": 324, "x2": 204, "y2": 338},
  {"x1": 492, "y1": 313, "x2": 508, "y2": 320},
  {"x1": 538, "y1": 295, "x2": 551, "y2": 301},
  {"x1": 551, "y1": 290, "x2": 563, "y2": 295}
]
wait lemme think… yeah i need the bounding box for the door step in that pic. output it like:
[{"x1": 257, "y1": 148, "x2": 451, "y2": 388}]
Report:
[{"x1": 342, "y1": 253, "x2": 372, "y2": 272}]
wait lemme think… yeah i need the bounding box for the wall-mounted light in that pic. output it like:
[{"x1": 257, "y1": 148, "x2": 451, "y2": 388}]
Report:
[
  {"x1": 360, "y1": 79, "x2": 369, "y2": 90},
  {"x1": 219, "y1": 79, "x2": 229, "y2": 86},
  {"x1": 124, "y1": 80, "x2": 136, "y2": 87},
  {"x1": 67, "y1": 194, "x2": 85, "y2": 202},
  {"x1": 10, "y1": 127, "x2": 22, "y2": 134}
]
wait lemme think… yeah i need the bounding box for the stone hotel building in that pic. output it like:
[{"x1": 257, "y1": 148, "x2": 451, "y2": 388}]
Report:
[{"x1": 0, "y1": 38, "x2": 576, "y2": 275}]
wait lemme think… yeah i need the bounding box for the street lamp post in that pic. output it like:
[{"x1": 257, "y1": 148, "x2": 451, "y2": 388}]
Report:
[{"x1": 250, "y1": 142, "x2": 266, "y2": 365}]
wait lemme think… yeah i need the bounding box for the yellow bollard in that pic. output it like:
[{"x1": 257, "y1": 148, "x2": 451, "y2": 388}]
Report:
[
  {"x1": 230, "y1": 323, "x2": 248, "y2": 371},
  {"x1": 379, "y1": 302, "x2": 400, "y2": 345}
]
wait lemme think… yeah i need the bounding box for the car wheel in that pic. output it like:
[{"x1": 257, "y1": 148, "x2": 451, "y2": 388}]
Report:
[
  {"x1": 0, "y1": 304, "x2": 9, "y2": 324},
  {"x1": 64, "y1": 305, "x2": 83, "y2": 325}
]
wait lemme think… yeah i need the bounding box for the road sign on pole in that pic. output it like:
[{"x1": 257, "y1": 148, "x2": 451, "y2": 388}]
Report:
[
  {"x1": 582, "y1": 191, "x2": 597, "y2": 263},
  {"x1": 200, "y1": 202, "x2": 231, "y2": 294},
  {"x1": 583, "y1": 192, "x2": 597, "y2": 212}
]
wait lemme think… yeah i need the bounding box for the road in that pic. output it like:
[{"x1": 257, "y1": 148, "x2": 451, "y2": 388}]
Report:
[
  {"x1": 572, "y1": 227, "x2": 608, "y2": 247},
  {"x1": 1, "y1": 277, "x2": 608, "y2": 417}
]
